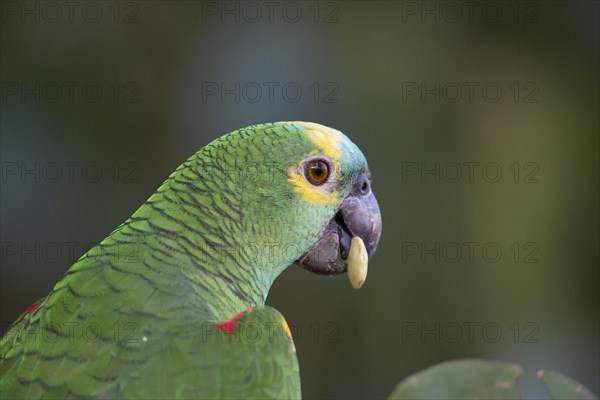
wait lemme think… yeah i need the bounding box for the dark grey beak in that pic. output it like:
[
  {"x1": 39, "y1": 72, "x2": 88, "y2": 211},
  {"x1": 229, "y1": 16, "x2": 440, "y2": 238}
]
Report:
[{"x1": 297, "y1": 171, "x2": 382, "y2": 275}]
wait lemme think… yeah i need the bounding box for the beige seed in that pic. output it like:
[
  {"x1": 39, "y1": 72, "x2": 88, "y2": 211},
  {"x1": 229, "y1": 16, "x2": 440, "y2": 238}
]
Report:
[{"x1": 347, "y1": 236, "x2": 368, "y2": 289}]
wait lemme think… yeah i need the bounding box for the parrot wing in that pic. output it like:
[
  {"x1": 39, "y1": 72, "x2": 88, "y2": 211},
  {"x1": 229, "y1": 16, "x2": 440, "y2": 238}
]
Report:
[{"x1": 1, "y1": 305, "x2": 300, "y2": 399}]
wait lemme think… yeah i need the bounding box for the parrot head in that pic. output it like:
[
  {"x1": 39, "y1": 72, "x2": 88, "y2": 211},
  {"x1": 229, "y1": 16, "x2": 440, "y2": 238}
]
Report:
[
  {"x1": 283, "y1": 123, "x2": 382, "y2": 286},
  {"x1": 189, "y1": 121, "x2": 382, "y2": 290}
]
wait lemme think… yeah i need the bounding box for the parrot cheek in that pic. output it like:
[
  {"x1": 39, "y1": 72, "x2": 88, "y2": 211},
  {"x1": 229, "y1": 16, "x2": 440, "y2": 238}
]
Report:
[
  {"x1": 297, "y1": 218, "x2": 346, "y2": 275},
  {"x1": 296, "y1": 171, "x2": 382, "y2": 276}
]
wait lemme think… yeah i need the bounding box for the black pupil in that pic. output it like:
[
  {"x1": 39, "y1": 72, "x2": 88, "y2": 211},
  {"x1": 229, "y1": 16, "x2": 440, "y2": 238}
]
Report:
[{"x1": 311, "y1": 162, "x2": 326, "y2": 179}]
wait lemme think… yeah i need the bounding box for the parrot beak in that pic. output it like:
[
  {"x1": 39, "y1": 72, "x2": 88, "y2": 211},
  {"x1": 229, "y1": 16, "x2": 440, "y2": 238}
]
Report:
[{"x1": 297, "y1": 171, "x2": 382, "y2": 284}]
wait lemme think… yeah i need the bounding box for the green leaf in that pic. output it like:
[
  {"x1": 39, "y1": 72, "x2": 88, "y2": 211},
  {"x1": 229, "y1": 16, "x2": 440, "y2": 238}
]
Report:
[
  {"x1": 538, "y1": 370, "x2": 598, "y2": 400},
  {"x1": 388, "y1": 359, "x2": 522, "y2": 400}
]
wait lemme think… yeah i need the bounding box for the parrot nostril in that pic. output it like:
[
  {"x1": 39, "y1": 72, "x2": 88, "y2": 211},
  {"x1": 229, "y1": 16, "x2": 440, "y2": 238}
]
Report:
[
  {"x1": 351, "y1": 172, "x2": 371, "y2": 197},
  {"x1": 361, "y1": 181, "x2": 369, "y2": 193},
  {"x1": 358, "y1": 175, "x2": 370, "y2": 195}
]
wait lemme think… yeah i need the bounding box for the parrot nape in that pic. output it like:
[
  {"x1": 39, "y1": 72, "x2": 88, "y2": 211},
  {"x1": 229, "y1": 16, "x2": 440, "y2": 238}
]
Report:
[{"x1": 0, "y1": 122, "x2": 382, "y2": 399}]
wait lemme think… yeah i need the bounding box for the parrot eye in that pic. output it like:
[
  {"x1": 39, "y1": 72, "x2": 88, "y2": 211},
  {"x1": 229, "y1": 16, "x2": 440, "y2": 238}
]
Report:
[{"x1": 305, "y1": 159, "x2": 330, "y2": 185}]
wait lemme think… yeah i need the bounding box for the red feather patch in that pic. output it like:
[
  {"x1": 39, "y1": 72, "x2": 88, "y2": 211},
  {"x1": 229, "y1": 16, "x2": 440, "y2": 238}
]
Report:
[
  {"x1": 215, "y1": 308, "x2": 253, "y2": 334},
  {"x1": 20, "y1": 303, "x2": 41, "y2": 317}
]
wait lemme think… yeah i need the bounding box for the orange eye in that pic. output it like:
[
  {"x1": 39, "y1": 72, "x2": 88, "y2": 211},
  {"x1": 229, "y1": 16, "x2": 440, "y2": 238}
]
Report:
[{"x1": 306, "y1": 159, "x2": 330, "y2": 185}]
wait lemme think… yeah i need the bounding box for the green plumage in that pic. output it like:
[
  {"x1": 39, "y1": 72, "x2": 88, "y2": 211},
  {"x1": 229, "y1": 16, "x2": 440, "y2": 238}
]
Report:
[
  {"x1": 1, "y1": 306, "x2": 299, "y2": 398},
  {"x1": 1, "y1": 122, "x2": 368, "y2": 399}
]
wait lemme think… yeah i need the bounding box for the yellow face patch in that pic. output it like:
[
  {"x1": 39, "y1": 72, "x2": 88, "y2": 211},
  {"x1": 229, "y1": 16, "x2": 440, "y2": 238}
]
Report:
[
  {"x1": 285, "y1": 122, "x2": 347, "y2": 206},
  {"x1": 302, "y1": 122, "x2": 347, "y2": 159},
  {"x1": 287, "y1": 163, "x2": 339, "y2": 205}
]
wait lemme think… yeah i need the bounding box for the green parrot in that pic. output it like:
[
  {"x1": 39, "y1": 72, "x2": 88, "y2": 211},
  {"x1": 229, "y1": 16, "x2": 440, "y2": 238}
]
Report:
[{"x1": 0, "y1": 121, "x2": 382, "y2": 399}]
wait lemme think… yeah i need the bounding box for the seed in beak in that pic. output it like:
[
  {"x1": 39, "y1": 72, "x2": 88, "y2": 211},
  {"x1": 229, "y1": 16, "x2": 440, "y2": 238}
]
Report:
[{"x1": 347, "y1": 236, "x2": 368, "y2": 289}]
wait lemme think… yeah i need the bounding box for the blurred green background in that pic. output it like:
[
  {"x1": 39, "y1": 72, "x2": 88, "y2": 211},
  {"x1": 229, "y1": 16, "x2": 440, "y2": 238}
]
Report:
[{"x1": 1, "y1": 1, "x2": 598, "y2": 398}]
